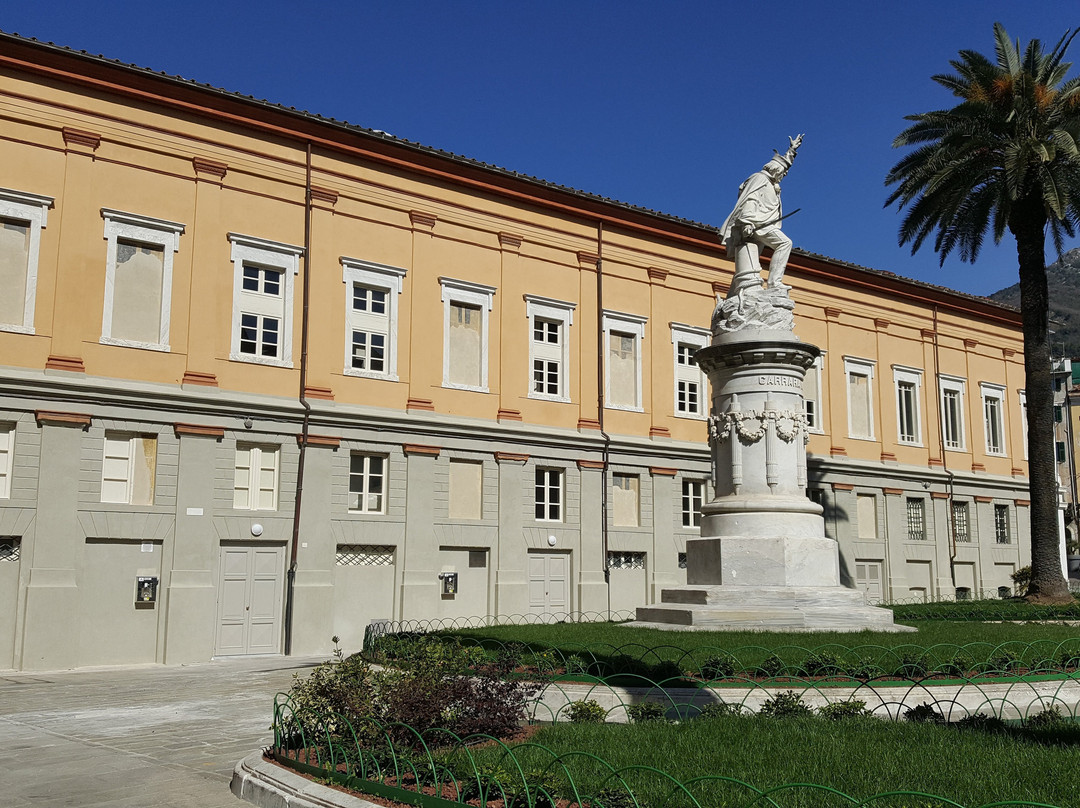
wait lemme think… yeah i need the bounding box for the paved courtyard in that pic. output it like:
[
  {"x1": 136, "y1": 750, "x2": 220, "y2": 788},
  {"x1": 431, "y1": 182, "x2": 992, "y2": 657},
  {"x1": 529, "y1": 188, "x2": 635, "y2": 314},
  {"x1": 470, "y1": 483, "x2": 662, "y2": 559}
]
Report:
[{"x1": 0, "y1": 655, "x2": 326, "y2": 807}]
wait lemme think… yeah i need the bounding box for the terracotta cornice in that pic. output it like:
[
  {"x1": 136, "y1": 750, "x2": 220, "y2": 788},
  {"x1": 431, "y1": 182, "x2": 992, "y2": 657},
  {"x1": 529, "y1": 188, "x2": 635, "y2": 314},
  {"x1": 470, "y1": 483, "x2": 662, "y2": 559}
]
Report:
[
  {"x1": 711, "y1": 281, "x2": 727, "y2": 297},
  {"x1": 970, "y1": 462, "x2": 986, "y2": 472},
  {"x1": 1015, "y1": 498, "x2": 1031, "y2": 506},
  {"x1": 577, "y1": 418, "x2": 601, "y2": 431},
  {"x1": 45, "y1": 354, "x2": 85, "y2": 373},
  {"x1": 406, "y1": 397, "x2": 435, "y2": 412},
  {"x1": 963, "y1": 338, "x2": 979, "y2": 349},
  {"x1": 577, "y1": 459, "x2": 605, "y2": 470},
  {"x1": 409, "y1": 210, "x2": 437, "y2": 230},
  {"x1": 62, "y1": 126, "x2": 100, "y2": 151},
  {"x1": 498, "y1": 232, "x2": 522, "y2": 251},
  {"x1": 403, "y1": 443, "x2": 440, "y2": 456},
  {"x1": 829, "y1": 445, "x2": 847, "y2": 457},
  {"x1": 831, "y1": 482, "x2": 855, "y2": 491},
  {"x1": 577, "y1": 251, "x2": 599, "y2": 269},
  {"x1": 495, "y1": 451, "x2": 529, "y2": 464},
  {"x1": 921, "y1": 328, "x2": 936, "y2": 340},
  {"x1": 309, "y1": 186, "x2": 339, "y2": 205},
  {"x1": 975, "y1": 496, "x2": 994, "y2": 504},
  {"x1": 824, "y1": 307, "x2": 842, "y2": 321},
  {"x1": 874, "y1": 318, "x2": 890, "y2": 330},
  {"x1": 36, "y1": 410, "x2": 91, "y2": 428},
  {"x1": 1011, "y1": 467, "x2": 1026, "y2": 477},
  {"x1": 647, "y1": 267, "x2": 668, "y2": 284},
  {"x1": 181, "y1": 370, "x2": 218, "y2": 387},
  {"x1": 192, "y1": 156, "x2": 227, "y2": 179},
  {"x1": 883, "y1": 488, "x2": 904, "y2": 496},
  {"x1": 928, "y1": 457, "x2": 944, "y2": 467},
  {"x1": 649, "y1": 426, "x2": 671, "y2": 439},
  {"x1": 303, "y1": 385, "x2": 334, "y2": 401},
  {"x1": 880, "y1": 452, "x2": 897, "y2": 462},
  {"x1": 298, "y1": 434, "x2": 340, "y2": 448},
  {"x1": 649, "y1": 466, "x2": 677, "y2": 476},
  {"x1": 1003, "y1": 348, "x2": 1016, "y2": 358},
  {"x1": 174, "y1": 423, "x2": 225, "y2": 439},
  {"x1": 497, "y1": 408, "x2": 522, "y2": 422},
  {"x1": 931, "y1": 492, "x2": 951, "y2": 499}
]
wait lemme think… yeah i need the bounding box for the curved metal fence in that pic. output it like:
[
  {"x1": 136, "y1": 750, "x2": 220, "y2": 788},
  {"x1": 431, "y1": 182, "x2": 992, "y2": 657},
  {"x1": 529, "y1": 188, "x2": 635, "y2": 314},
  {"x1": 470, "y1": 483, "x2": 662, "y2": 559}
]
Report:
[{"x1": 269, "y1": 695, "x2": 1073, "y2": 808}]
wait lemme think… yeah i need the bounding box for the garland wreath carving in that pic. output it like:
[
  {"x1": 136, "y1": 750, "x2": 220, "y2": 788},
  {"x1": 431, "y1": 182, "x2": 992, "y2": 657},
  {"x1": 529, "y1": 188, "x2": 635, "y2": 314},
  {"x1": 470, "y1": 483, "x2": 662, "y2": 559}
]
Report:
[{"x1": 708, "y1": 409, "x2": 809, "y2": 445}]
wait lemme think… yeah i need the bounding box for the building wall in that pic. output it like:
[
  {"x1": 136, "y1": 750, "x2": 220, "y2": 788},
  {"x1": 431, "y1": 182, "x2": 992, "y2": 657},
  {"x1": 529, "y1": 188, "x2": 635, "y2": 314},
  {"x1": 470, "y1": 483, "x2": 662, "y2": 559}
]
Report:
[{"x1": 0, "y1": 38, "x2": 1033, "y2": 669}]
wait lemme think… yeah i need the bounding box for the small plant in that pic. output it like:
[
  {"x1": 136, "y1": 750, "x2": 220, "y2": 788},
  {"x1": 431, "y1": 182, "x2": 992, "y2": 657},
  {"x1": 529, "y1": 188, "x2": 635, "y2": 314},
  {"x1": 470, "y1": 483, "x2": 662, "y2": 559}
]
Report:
[
  {"x1": 987, "y1": 649, "x2": 1021, "y2": 673},
  {"x1": 848, "y1": 656, "x2": 883, "y2": 680},
  {"x1": 566, "y1": 699, "x2": 606, "y2": 724},
  {"x1": 1011, "y1": 565, "x2": 1033, "y2": 597},
  {"x1": 802, "y1": 652, "x2": 843, "y2": 677},
  {"x1": 627, "y1": 701, "x2": 667, "y2": 723},
  {"x1": 758, "y1": 653, "x2": 785, "y2": 678},
  {"x1": 593, "y1": 786, "x2": 637, "y2": 808},
  {"x1": 700, "y1": 654, "x2": 736, "y2": 680},
  {"x1": 894, "y1": 652, "x2": 928, "y2": 679},
  {"x1": 817, "y1": 699, "x2": 872, "y2": 720},
  {"x1": 903, "y1": 702, "x2": 945, "y2": 723},
  {"x1": 758, "y1": 691, "x2": 811, "y2": 718},
  {"x1": 955, "y1": 712, "x2": 1007, "y2": 732},
  {"x1": 1026, "y1": 705, "x2": 1067, "y2": 729},
  {"x1": 698, "y1": 701, "x2": 743, "y2": 719},
  {"x1": 937, "y1": 653, "x2": 972, "y2": 678},
  {"x1": 565, "y1": 654, "x2": 588, "y2": 675}
]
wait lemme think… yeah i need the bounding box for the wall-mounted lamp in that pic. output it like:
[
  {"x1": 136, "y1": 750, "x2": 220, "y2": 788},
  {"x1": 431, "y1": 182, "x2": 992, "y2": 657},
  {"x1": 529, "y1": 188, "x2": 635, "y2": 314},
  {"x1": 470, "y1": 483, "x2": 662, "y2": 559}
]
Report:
[
  {"x1": 547, "y1": 535, "x2": 557, "y2": 547},
  {"x1": 243, "y1": 417, "x2": 254, "y2": 429},
  {"x1": 921, "y1": 481, "x2": 932, "y2": 491},
  {"x1": 251, "y1": 523, "x2": 264, "y2": 537}
]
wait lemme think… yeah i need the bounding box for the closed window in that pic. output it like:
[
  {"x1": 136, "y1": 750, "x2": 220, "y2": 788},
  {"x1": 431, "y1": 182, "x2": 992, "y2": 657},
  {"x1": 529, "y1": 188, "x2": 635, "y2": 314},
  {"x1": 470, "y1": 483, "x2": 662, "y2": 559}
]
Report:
[
  {"x1": 607, "y1": 551, "x2": 645, "y2": 569},
  {"x1": 981, "y1": 384, "x2": 1006, "y2": 455},
  {"x1": 349, "y1": 454, "x2": 386, "y2": 514},
  {"x1": 994, "y1": 504, "x2": 1010, "y2": 544},
  {"x1": 448, "y1": 459, "x2": 483, "y2": 520},
  {"x1": 671, "y1": 324, "x2": 709, "y2": 418},
  {"x1": 229, "y1": 234, "x2": 301, "y2": 367},
  {"x1": 803, "y1": 356, "x2": 823, "y2": 431},
  {"x1": 906, "y1": 498, "x2": 926, "y2": 541},
  {"x1": 681, "y1": 479, "x2": 704, "y2": 528},
  {"x1": 101, "y1": 432, "x2": 157, "y2": 505},
  {"x1": 951, "y1": 501, "x2": 970, "y2": 542},
  {"x1": 526, "y1": 296, "x2": 575, "y2": 402},
  {"x1": 612, "y1": 474, "x2": 640, "y2": 527},
  {"x1": 343, "y1": 258, "x2": 407, "y2": 379},
  {"x1": 939, "y1": 376, "x2": 966, "y2": 450},
  {"x1": 604, "y1": 310, "x2": 647, "y2": 411},
  {"x1": 535, "y1": 468, "x2": 563, "y2": 521},
  {"x1": 844, "y1": 358, "x2": 875, "y2": 439},
  {"x1": 893, "y1": 366, "x2": 922, "y2": 444},
  {"x1": 234, "y1": 445, "x2": 279, "y2": 510},
  {"x1": 101, "y1": 209, "x2": 185, "y2": 351},
  {"x1": 0, "y1": 425, "x2": 11, "y2": 499},
  {"x1": 0, "y1": 188, "x2": 52, "y2": 333},
  {"x1": 441, "y1": 278, "x2": 495, "y2": 391}
]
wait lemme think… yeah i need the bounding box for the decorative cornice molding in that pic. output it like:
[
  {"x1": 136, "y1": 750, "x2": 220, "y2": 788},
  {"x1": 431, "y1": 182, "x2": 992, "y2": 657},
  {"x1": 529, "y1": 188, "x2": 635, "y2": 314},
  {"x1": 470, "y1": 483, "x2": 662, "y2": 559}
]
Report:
[
  {"x1": 831, "y1": 482, "x2": 855, "y2": 491},
  {"x1": 883, "y1": 487, "x2": 904, "y2": 496},
  {"x1": 45, "y1": 355, "x2": 85, "y2": 373},
  {"x1": 880, "y1": 451, "x2": 897, "y2": 462},
  {"x1": 309, "y1": 186, "x2": 339, "y2": 205},
  {"x1": 36, "y1": 410, "x2": 91, "y2": 428},
  {"x1": 577, "y1": 459, "x2": 605, "y2": 470},
  {"x1": 928, "y1": 457, "x2": 944, "y2": 467},
  {"x1": 62, "y1": 126, "x2": 100, "y2": 151},
  {"x1": 174, "y1": 423, "x2": 225, "y2": 439},
  {"x1": 1003, "y1": 348, "x2": 1016, "y2": 358},
  {"x1": 406, "y1": 397, "x2": 435, "y2": 412},
  {"x1": 921, "y1": 328, "x2": 936, "y2": 340},
  {"x1": 963, "y1": 338, "x2": 979, "y2": 349},
  {"x1": 829, "y1": 445, "x2": 847, "y2": 457},
  {"x1": 497, "y1": 408, "x2": 522, "y2": 422},
  {"x1": 649, "y1": 426, "x2": 672, "y2": 439},
  {"x1": 649, "y1": 466, "x2": 677, "y2": 476},
  {"x1": 1015, "y1": 498, "x2": 1030, "y2": 506},
  {"x1": 931, "y1": 491, "x2": 950, "y2": 499},
  {"x1": 303, "y1": 385, "x2": 334, "y2": 401},
  {"x1": 974, "y1": 496, "x2": 993, "y2": 504},
  {"x1": 181, "y1": 370, "x2": 218, "y2": 387},
  {"x1": 403, "y1": 443, "x2": 440, "y2": 456},
  {"x1": 495, "y1": 451, "x2": 529, "y2": 464},
  {"x1": 298, "y1": 433, "x2": 340, "y2": 448},
  {"x1": 824, "y1": 307, "x2": 842, "y2": 320},
  {"x1": 498, "y1": 232, "x2": 522, "y2": 251},
  {"x1": 970, "y1": 462, "x2": 986, "y2": 472},
  {"x1": 874, "y1": 318, "x2": 890, "y2": 330},
  {"x1": 647, "y1": 267, "x2": 668, "y2": 284},
  {"x1": 192, "y1": 156, "x2": 227, "y2": 179},
  {"x1": 577, "y1": 251, "x2": 599, "y2": 269},
  {"x1": 711, "y1": 281, "x2": 727, "y2": 297},
  {"x1": 577, "y1": 418, "x2": 601, "y2": 431},
  {"x1": 410, "y1": 210, "x2": 437, "y2": 230}
]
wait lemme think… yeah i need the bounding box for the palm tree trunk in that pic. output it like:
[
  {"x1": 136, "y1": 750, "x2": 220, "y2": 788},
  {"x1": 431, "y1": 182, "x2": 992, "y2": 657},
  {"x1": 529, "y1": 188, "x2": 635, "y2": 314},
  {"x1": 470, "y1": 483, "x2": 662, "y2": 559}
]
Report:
[{"x1": 1011, "y1": 201, "x2": 1072, "y2": 602}]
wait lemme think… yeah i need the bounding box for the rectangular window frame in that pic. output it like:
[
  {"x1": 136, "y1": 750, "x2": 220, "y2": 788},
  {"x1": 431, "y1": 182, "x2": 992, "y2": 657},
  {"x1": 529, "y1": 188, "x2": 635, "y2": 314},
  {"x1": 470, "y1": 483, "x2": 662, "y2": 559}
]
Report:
[
  {"x1": 681, "y1": 478, "x2": 704, "y2": 529},
  {"x1": 440, "y1": 277, "x2": 496, "y2": 392},
  {"x1": 100, "y1": 431, "x2": 157, "y2": 505},
  {"x1": 342, "y1": 258, "x2": 407, "y2": 381},
  {"x1": 603, "y1": 309, "x2": 647, "y2": 412},
  {"x1": 906, "y1": 497, "x2": 926, "y2": 541},
  {"x1": 0, "y1": 188, "x2": 52, "y2": 334},
  {"x1": 0, "y1": 424, "x2": 13, "y2": 499},
  {"x1": 951, "y1": 500, "x2": 971, "y2": 543},
  {"x1": 980, "y1": 383, "x2": 1007, "y2": 456},
  {"x1": 525, "y1": 295, "x2": 575, "y2": 403},
  {"x1": 994, "y1": 504, "x2": 1010, "y2": 544},
  {"x1": 534, "y1": 467, "x2": 563, "y2": 522},
  {"x1": 1019, "y1": 390, "x2": 1028, "y2": 460},
  {"x1": 844, "y1": 356, "x2": 876, "y2": 440},
  {"x1": 349, "y1": 453, "x2": 387, "y2": 514},
  {"x1": 803, "y1": 354, "x2": 825, "y2": 433},
  {"x1": 671, "y1": 323, "x2": 709, "y2": 419},
  {"x1": 892, "y1": 365, "x2": 923, "y2": 446},
  {"x1": 233, "y1": 444, "x2": 280, "y2": 511},
  {"x1": 100, "y1": 209, "x2": 185, "y2": 352},
  {"x1": 611, "y1": 473, "x2": 641, "y2": 527},
  {"x1": 228, "y1": 233, "x2": 302, "y2": 368},
  {"x1": 939, "y1": 375, "x2": 967, "y2": 451}
]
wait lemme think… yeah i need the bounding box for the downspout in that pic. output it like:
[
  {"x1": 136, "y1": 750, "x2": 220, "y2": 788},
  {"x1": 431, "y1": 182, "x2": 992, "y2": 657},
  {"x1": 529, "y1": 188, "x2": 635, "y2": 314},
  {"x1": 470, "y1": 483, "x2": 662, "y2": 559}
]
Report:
[
  {"x1": 596, "y1": 221, "x2": 612, "y2": 617},
  {"x1": 284, "y1": 141, "x2": 314, "y2": 655},
  {"x1": 931, "y1": 305, "x2": 958, "y2": 592}
]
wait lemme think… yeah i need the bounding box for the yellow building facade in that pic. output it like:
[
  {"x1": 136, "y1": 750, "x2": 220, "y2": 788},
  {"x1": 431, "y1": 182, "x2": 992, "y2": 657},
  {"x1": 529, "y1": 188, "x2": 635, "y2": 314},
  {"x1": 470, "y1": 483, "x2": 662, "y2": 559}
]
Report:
[{"x1": 0, "y1": 34, "x2": 1033, "y2": 670}]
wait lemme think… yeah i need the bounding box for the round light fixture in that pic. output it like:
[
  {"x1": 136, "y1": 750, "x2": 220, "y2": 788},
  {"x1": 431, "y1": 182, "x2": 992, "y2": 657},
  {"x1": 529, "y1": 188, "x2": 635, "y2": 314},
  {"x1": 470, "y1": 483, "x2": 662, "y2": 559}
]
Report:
[
  {"x1": 251, "y1": 523, "x2": 264, "y2": 537},
  {"x1": 547, "y1": 535, "x2": 557, "y2": 547}
]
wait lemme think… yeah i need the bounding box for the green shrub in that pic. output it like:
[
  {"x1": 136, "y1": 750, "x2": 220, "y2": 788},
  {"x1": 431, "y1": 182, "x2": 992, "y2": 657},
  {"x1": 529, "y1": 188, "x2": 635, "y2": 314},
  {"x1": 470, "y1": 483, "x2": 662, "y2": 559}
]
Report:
[
  {"x1": 817, "y1": 699, "x2": 872, "y2": 720},
  {"x1": 1011, "y1": 565, "x2": 1033, "y2": 597},
  {"x1": 758, "y1": 653, "x2": 785, "y2": 677},
  {"x1": 894, "y1": 652, "x2": 928, "y2": 679},
  {"x1": 954, "y1": 712, "x2": 1007, "y2": 732},
  {"x1": 566, "y1": 699, "x2": 606, "y2": 724},
  {"x1": 987, "y1": 649, "x2": 1021, "y2": 673},
  {"x1": 758, "y1": 691, "x2": 811, "y2": 718},
  {"x1": 700, "y1": 654, "x2": 736, "y2": 680},
  {"x1": 565, "y1": 654, "x2": 588, "y2": 675},
  {"x1": 937, "y1": 653, "x2": 972, "y2": 678},
  {"x1": 1026, "y1": 706, "x2": 1067, "y2": 729},
  {"x1": 697, "y1": 701, "x2": 743, "y2": 719},
  {"x1": 848, "y1": 656, "x2": 884, "y2": 680},
  {"x1": 593, "y1": 787, "x2": 636, "y2": 808},
  {"x1": 802, "y1": 652, "x2": 843, "y2": 677},
  {"x1": 626, "y1": 701, "x2": 667, "y2": 723},
  {"x1": 903, "y1": 702, "x2": 945, "y2": 723}
]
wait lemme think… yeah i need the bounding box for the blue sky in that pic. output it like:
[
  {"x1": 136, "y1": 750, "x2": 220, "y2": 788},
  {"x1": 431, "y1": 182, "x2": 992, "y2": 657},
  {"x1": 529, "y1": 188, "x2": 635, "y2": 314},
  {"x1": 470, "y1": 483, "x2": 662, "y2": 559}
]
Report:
[{"x1": 5, "y1": 1, "x2": 1080, "y2": 296}]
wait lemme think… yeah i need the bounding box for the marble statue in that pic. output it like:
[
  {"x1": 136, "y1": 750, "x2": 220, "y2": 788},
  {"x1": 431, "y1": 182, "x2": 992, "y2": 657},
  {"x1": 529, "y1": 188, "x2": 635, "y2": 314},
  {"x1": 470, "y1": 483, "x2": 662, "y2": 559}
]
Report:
[{"x1": 713, "y1": 135, "x2": 804, "y2": 335}]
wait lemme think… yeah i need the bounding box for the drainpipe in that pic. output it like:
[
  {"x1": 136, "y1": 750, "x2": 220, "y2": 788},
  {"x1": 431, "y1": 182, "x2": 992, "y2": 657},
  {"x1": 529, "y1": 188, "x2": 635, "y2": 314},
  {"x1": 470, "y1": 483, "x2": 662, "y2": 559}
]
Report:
[
  {"x1": 596, "y1": 221, "x2": 612, "y2": 618},
  {"x1": 931, "y1": 305, "x2": 958, "y2": 592},
  {"x1": 284, "y1": 142, "x2": 314, "y2": 655}
]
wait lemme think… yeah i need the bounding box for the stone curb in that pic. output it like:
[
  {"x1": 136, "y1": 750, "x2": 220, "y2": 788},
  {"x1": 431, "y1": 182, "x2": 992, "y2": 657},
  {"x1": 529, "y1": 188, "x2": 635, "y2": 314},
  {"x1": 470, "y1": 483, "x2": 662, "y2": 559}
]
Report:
[{"x1": 231, "y1": 751, "x2": 379, "y2": 808}]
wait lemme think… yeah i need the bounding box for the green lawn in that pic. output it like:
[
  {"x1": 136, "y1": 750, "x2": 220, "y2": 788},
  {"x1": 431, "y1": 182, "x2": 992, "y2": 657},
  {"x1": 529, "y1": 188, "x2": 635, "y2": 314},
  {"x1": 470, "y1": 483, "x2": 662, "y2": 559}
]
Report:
[{"x1": 455, "y1": 715, "x2": 1080, "y2": 808}]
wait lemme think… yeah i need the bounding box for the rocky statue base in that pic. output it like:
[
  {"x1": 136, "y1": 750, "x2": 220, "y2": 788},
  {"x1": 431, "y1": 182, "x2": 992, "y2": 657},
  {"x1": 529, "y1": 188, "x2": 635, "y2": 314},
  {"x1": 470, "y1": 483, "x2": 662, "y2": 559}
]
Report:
[{"x1": 630, "y1": 323, "x2": 913, "y2": 634}]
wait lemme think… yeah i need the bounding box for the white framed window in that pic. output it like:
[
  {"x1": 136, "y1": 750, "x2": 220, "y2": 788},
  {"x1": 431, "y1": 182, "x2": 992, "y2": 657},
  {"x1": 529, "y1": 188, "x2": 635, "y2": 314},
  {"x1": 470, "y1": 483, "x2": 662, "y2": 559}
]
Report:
[
  {"x1": 525, "y1": 295, "x2": 575, "y2": 402},
  {"x1": 844, "y1": 357, "x2": 876, "y2": 439},
  {"x1": 101, "y1": 432, "x2": 157, "y2": 505},
  {"x1": 228, "y1": 233, "x2": 302, "y2": 367},
  {"x1": 939, "y1": 375, "x2": 967, "y2": 450},
  {"x1": 448, "y1": 458, "x2": 483, "y2": 520},
  {"x1": 893, "y1": 366, "x2": 923, "y2": 445},
  {"x1": 0, "y1": 188, "x2": 52, "y2": 334},
  {"x1": 100, "y1": 209, "x2": 185, "y2": 351},
  {"x1": 803, "y1": 354, "x2": 824, "y2": 432},
  {"x1": 671, "y1": 323, "x2": 709, "y2": 418},
  {"x1": 603, "y1": 310, "x2": 647, "y2": 411},
  {"x1": 612, "y1": 473, "x2": 640, "y2": 527},
  {"x1": 0, "y1": 425, "x2": 13, "y2": 498},
  {"x1": 440, "y1": 278, "x2": 496, "y2": 391},
  {"x1": 535, "y1": 467, "x2": 563, "y2": 522},
  {"x1": 681, "y1": 478, "x2": 704, "y2": 528},
  {"x1": 342, "y1": 258, "x2": 407, "y2": 380},
  {"x1": 234, "y1": 444, "x2": 279, "y2": 510},
  {"x1": 349, "y1": 453, "x2": 386, "y2": 514},
  {"x1": 981, "y1": 383, "x2": 1007, "y2": 456},
  {"x1": 1019, "y1": 390, "x2": 1028, "y2": 460}
]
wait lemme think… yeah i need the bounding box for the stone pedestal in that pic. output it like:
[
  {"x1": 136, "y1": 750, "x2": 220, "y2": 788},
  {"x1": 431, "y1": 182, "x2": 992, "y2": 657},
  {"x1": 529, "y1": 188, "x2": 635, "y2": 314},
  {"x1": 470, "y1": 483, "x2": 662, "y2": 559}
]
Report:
[{"x1": 632, "y1": 326, "x2": 912, "y2": 633}]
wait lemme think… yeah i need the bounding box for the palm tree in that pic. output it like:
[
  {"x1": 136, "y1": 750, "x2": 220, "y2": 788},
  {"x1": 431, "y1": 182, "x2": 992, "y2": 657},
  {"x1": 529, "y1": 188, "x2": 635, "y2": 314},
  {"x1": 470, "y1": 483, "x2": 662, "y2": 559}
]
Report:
[{"x1": 886, "y1": 22, "x2": 1080, "y2": 603}]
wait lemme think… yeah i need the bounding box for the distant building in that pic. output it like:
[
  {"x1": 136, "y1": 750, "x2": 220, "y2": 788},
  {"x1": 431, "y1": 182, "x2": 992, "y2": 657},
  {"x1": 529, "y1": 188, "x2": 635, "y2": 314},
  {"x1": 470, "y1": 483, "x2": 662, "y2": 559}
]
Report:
[{"x1": 0, "y1": 33, "x2": 1038, "y2": 670}]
